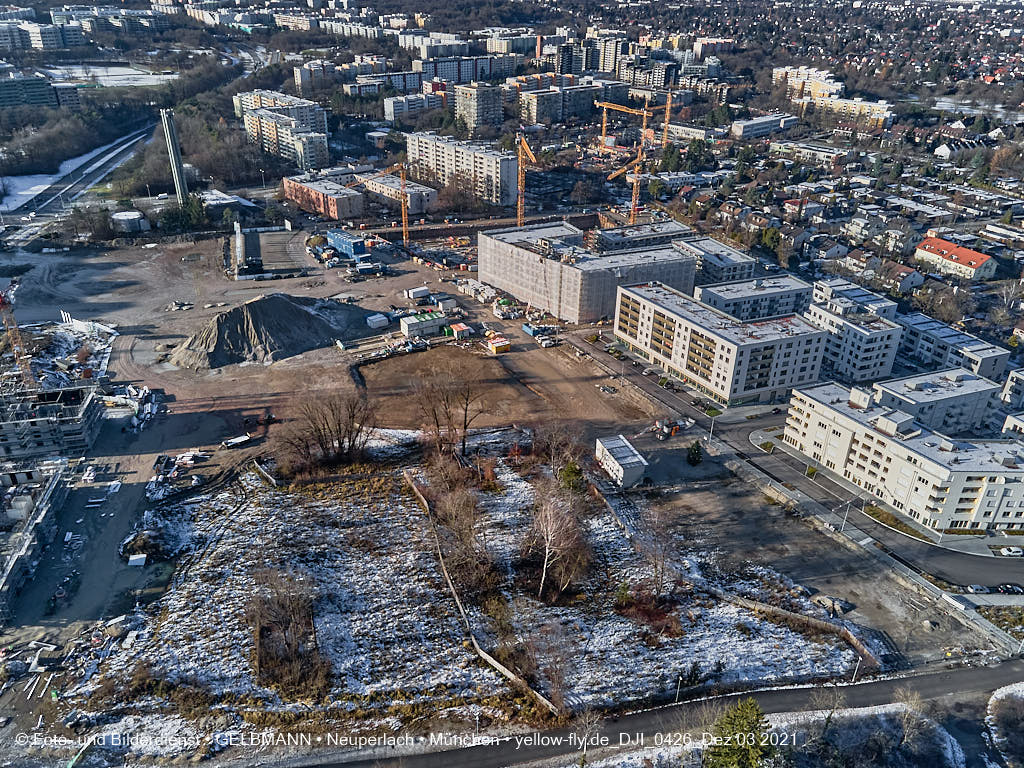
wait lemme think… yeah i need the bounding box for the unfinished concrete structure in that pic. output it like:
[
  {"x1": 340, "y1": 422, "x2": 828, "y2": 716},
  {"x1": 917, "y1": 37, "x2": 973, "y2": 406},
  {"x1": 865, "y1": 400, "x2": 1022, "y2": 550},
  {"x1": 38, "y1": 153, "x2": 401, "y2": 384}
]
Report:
[
  {"x1": 0, "y1": 384, "x2": 103, "y2": 461},
  {"x1": 0, "y1": 459, "x2": 69, "y2": 622},
  {"x1": 477, "y1": 222, "x2": 697, "y2": 323}
]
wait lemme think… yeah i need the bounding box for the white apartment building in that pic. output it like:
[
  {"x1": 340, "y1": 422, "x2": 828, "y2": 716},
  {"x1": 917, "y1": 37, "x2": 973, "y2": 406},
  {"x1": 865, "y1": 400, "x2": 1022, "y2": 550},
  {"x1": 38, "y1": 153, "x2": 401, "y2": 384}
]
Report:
[
  {"x1": 233, "y1": 90, "x2": 328, "y2": 134},
  {"x1": 896, "y1": 313, "x2": 1011, "y2": 381},
  {"x1": 455, "y1": 81, "x2": 502, "y2": 132},
  {"x1": 356, "y1": 173, "x2": 437, "y2": 215},
  {"x1": 694, "y1": 275, "x2": 813, "y2": 321},
  {"x1": 729, "y1": 113, "x2": 798, "y2": 139},
  {"x1": 784, "y1": 382, "x2": 1024, "y2": 532},
  {"x1": 676, "y1": 237, "x2": 756, "y2": 284},
  {"x1": 615, "y1": 282, "x2": 825, "y2": 405},
  {"x1": 1003, "y1": 369, "x2": 1024, "y2": 411},
  {"x1": 803, "y1": 299, "x2": 902, "y2": 383},
  {"x1": 812, "y1": 278, "x2": 898, "y2": 319},
  {"x1": 872, "y1": 369, "x2": 1001, "y2": 434},
  {"x1": 771, "y1": 66, "x2": 844, "y2": 100},
  {"x1": 405, "y1": 132, "x2": 517, "y2": 206},
  {"x1": 242, "y1": 110, "x2": 328, "y2": 170},
  {"x1": 384, "y1": 92, "x2": 444, "y2": 122}
]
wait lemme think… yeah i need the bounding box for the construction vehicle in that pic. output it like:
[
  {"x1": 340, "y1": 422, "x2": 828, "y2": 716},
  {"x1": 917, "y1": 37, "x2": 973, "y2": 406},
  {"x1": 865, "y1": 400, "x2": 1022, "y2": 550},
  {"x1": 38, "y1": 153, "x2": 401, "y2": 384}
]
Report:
[
  {"x1": 0, "y1": 279, "x2": 32, "y2": 388},
  {"x1": 345, "y1": 163, "x2": 409, "y2": 248},
  {"x1": 516, "y1": 134, "x2": 537, "y2": 227},
  {"x1": 633, "y1": 418, "x2": 694, "y2": 441}
]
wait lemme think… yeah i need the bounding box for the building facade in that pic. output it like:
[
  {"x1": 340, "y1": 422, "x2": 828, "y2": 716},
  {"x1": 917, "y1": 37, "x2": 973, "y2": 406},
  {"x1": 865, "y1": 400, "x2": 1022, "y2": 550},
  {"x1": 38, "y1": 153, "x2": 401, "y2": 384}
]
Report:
[
  {"x1": 694, "y1": 276, "x2": 813, "y2": 321},
  {"x1": 454, "y1": 82, "x2": 502, "y2": 133},
  {"x1": 784, "y1": 382, "x2": 1024, "y2": 532},
  {"x1": 405, "y1": 132, "x2": 517, "y2": 206},
  {"x1": 872, "y1": 369, "x2": 1001, "y2": 434},
  {"x1": 478, "y1": 223, "x2": 697, "y2": 324},
  {"x1": 675, "y1": 237, "x2": 756, "y2": 284},
  {"x1": 615, "y1": 282, "x2": 825, "y2": 405},
  {"x1": 804, "y1": 299, "x2": 902, "y2": 383},
  {"x1": 895, "y1": 313, "x2": 1010, "y2": 381},
  {"x1": 282, "y1": 173, "x2": 365, "y2": 220}
]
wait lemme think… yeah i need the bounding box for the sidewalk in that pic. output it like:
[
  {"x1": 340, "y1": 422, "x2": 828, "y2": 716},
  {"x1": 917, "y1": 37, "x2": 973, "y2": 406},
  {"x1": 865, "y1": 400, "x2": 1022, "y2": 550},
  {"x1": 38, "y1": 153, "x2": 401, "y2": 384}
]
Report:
[{"x1": 751, "y1": 426, "x2": 1006, "y2": 558}]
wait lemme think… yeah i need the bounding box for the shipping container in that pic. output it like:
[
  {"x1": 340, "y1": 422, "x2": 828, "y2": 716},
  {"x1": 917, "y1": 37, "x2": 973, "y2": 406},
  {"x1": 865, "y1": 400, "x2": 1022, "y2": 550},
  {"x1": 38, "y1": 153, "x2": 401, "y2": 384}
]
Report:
[
  {"x1": 406, "y1": 286, "x2": 431, "y2": 300},
  {"x1": 366, "y1": 313, "x2": 390, "y2": 329},
  {"x1": 326, "y1": 229, "x2": 368, "y2": 257}
]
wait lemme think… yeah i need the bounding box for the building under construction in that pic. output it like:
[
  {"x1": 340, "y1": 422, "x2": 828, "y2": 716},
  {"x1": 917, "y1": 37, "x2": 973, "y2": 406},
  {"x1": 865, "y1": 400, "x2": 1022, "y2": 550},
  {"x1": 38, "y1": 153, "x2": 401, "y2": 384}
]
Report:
[
  {"x1": 477, "y1": 220, "x2": 697, "y2": 323},
  {"x1": 0, "y1": 384, "x2": 103, "y2": 461}
]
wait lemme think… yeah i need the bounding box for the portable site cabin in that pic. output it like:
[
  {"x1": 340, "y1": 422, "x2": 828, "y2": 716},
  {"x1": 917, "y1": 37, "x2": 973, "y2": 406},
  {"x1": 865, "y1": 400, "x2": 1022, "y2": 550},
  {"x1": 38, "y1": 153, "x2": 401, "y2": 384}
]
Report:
[
  {"x1": 595, "y1": 435, "x2": 648, "y2": 487},
  {"x1": 486, "y1": 336, "x2": 511, "y2": 354},
  {"x1": 400, "y1": 311, "x2": 446, "y2": 337}
]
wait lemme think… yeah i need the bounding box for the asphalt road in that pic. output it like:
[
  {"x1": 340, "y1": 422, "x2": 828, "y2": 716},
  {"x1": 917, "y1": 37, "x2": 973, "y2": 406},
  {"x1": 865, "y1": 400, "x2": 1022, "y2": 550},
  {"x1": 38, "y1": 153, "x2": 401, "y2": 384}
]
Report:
[
  {"x1": 280, "y1": 658, "x2": 1019, "y2": 768},
  {"x1": 13, "y1": 125, "x2": 153, "y2": 216},
  {"x1": 574, "y1": 337, "x2": 1024, "y2": 587}
]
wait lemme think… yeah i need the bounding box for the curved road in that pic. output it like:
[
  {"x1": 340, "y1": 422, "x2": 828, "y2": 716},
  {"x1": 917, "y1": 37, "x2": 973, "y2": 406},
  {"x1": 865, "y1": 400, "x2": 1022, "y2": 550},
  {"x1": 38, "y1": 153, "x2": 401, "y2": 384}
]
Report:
[
  {"x1": 274, "y1": 658, "x2": 1017, "y2": 768},
  {"x1": 575, "y1": 338, "x2": 1024, "y2": 587}
]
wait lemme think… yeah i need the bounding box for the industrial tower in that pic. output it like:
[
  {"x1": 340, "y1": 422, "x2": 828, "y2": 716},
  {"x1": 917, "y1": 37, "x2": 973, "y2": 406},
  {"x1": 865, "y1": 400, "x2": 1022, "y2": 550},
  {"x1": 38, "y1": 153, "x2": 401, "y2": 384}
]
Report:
[{"x1": 160, "y1": 108, "x2": 189, "y2": 206}]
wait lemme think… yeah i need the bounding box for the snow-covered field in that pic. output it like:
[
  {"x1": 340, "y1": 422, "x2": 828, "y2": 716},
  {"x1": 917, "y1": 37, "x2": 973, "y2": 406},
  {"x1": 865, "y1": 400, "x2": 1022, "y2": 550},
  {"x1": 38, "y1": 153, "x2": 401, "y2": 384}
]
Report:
[
  {"x1": 72, "y1": 449, "x2": 867, "y2": 762},
  {"x1": 95, "y1": 469, "x2": 509, "y2": 745},
  {"x1": 0, "y1": 136, "x2": 134, "y2": 212},
  {"x1": 42, "y1": 65, "x2": 179, "y2": 87},
  {"x1": 472, "y1": 461, "x2": 856, "y2": 712}
]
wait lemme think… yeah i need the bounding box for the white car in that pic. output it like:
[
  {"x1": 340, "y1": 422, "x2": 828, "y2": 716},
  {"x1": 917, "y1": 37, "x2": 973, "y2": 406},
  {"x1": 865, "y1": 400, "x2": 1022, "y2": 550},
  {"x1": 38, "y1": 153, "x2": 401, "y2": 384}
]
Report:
[{"x1": 1000, "y1": 547, "x2": 1024, "y2": 557}]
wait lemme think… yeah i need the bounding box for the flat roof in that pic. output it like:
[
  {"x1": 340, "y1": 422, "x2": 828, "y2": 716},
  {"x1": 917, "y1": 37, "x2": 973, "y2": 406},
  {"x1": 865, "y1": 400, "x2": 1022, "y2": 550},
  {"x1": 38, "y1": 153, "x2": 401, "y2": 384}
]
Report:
[
  {"x1": 796, "y1": 381, "x2": 1024, "y2": 473},
  {"x1": 622, "y1": 282, "x2": 823, "y2": 345},
  {"x1": 698, "y1": 275, "x2": 812, "y2": 302},
  {"x1": 290, "y1": 178, "x2": 362, "y2": 197},
  {"x1": 896, "y1": 313, "x2": 1009, "y2": 359},
  {"x1": 597, "y1": 434, "x2": 648, "y2": 468},
  {"x1": 674, "y1": 236, "x2": 755, "y2": 267},
  {"x1": 873, "y1": 368, "x2": 1000, "y2": 403},
  {"x1": 808, "y1": 300, "x2": 901, "y2": 331},
  {"x1": 482, "y1": 223, "x2": 697, "y2": 272},
  {"x1": 595, "y1": 220, "x2": 691, "y2": 247}
]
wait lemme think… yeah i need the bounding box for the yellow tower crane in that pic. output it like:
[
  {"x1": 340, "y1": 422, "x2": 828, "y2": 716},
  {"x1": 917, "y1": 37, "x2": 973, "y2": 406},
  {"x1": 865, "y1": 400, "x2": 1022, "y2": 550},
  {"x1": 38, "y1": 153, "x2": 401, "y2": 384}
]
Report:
[
  {"x1": 516, "y1": 134, "x2": 537, "y2": 228},
  {"x1": 595, "y1": 97, "x2": 673, "y2": 153},
  {"x1": 607, "y1": 144, "x2": 645, "y2": 226}
]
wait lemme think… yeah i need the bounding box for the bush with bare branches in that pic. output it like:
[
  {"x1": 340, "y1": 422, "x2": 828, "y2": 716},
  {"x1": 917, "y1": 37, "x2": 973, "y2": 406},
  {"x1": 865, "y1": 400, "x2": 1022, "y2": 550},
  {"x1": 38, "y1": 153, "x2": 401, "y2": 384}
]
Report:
[
  {"x1": 245, "y1": 571, "x2": 332, "y2": 702},
  {"x1": 273, "y1": 391, "x2": 377, "y2": 477}
]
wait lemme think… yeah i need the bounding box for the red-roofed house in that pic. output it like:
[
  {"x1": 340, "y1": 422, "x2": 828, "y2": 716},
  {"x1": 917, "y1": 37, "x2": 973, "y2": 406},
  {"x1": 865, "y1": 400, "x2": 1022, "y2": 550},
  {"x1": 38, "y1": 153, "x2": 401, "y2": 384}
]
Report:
[{"x1": 913, "y1": 237, "x2": 997, "y2": 280}]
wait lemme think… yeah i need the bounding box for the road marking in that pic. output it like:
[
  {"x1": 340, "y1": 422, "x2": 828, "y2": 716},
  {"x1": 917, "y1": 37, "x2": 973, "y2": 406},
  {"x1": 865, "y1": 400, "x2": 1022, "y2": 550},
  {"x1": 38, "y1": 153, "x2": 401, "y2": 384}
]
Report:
[{"x1": 859, "y1": 537, "x2": 874, "y2": 546}]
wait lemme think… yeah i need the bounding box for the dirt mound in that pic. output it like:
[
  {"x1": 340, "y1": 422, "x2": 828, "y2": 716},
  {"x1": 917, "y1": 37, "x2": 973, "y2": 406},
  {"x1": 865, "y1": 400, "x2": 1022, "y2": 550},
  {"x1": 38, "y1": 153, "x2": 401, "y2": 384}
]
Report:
[{"x1": 170, "y1": 293, "x2": 372, "y2": 369}]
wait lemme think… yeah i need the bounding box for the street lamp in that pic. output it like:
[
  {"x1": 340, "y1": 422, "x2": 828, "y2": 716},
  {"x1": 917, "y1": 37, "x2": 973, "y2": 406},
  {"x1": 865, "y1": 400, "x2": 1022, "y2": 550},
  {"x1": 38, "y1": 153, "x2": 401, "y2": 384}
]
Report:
[
  {"x1": 259, "y1": 168, "x2": 266, "y2": 189},
  {"x1": 707, "y1": 413, "x2": 716, "y2": 442}
]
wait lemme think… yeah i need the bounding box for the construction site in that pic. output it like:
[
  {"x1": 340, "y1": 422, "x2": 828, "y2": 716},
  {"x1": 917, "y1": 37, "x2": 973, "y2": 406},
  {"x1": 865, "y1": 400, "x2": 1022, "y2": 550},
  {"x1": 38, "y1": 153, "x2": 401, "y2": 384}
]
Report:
[{"x1": 0, "y1": 210, "x2": 1003, "y2": 767}]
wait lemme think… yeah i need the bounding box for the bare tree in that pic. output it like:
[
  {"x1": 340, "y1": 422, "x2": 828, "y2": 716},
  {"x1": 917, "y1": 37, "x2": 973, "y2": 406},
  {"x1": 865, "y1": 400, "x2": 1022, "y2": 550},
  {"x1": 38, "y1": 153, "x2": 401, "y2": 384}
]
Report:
[
  {"x1": 893, "y1": 686, "x2": 928, "y2": 748},
  {"x1": 274, "y1": 390, "x2": 377, "y2": 473},
  {"x1": 572, "y1": 709, "x2": 603, "y2": 766},
  {"x1": 413, "y1": 359, "x2": 487, "y2": 455},
  {"x1": 528, "y1": 483, "x2": 589, "y2": 600},
  {"x1": 640, "y1": 504, "x2": 674, "y2": 597}
]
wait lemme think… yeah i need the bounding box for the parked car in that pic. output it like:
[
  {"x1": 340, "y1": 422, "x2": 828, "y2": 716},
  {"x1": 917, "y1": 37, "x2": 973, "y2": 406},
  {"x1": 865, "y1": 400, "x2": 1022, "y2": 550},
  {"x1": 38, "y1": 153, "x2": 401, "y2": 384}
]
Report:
[
  {"x1": 1000, "y1": 547, "x2": 1024, "y2": 557},
  {"x1": 966, "y1": 585, "x2": 991, "y2": 594},
  {"x1": 998, "y1": 583, "x2": 1024, "y2": 594}
]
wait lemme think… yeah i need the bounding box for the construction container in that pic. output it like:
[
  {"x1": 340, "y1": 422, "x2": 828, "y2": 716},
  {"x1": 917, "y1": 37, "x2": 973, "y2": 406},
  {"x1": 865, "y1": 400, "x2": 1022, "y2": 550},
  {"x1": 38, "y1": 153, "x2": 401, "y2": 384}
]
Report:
[
  {"x1": 434, "y1": 297, "x2": 457, "y2": 312},
  {"x1": 400, "y1": 311, "x2": 446, "y2": 337},
  {"x1": 366, "y1": 313, "x2": 390, "y2": 329},
  {"x1": 326, "y1": 229, "x2": 368, "y2": 257},
  {"x1": 487, "y1": 336, "x2": 511, "y2": 354},
  {"x1": 448, "y1": 322, "x2": 472, "y2": 339},
  {"x1": 405, "y1": 286, "x2": 431, "y2": 300}
]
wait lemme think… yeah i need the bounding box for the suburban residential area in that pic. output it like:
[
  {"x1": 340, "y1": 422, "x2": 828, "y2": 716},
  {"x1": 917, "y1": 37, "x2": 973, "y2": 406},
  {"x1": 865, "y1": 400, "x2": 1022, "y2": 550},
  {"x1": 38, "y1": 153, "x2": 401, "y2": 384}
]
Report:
[{"x1": 3, "y1": 0, "x2": 1024, "y2": 767}]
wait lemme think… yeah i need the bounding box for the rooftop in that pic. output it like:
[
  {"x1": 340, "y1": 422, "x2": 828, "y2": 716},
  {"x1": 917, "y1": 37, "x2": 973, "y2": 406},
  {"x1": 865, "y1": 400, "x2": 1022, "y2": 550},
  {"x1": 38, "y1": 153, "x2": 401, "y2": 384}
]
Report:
[
  {"x1": 896, "y1": 313, "x2": 1008, "y2": 359},
  {"x1": 622, "y1": 282, "x2": 824, "y2": 345},
  {"x1": 916, "y1": 236, "x2": 992, "y2": 269},
  {"x1": 873, "y1": 368, "x2": 1000, "y2": 403},
  {"x1": 594, "y1": 220, "x2": 691, "y2": 249},
  {"x1": 596, "y1": 434, "x2": 648, "y2": 469},
  {"x1": 797, "y1": 381, "x2": 1024, "y2": 473},
  {"x1": 482, "y1": 223, "x2": 698, "y2": 272},
  {"x1": 674, "y1": 236, "x2": 755, "y2": 268},
  {"x1": 697, "y1": 275, "x2": 811, "y2": 301}
]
